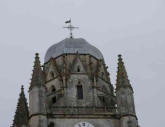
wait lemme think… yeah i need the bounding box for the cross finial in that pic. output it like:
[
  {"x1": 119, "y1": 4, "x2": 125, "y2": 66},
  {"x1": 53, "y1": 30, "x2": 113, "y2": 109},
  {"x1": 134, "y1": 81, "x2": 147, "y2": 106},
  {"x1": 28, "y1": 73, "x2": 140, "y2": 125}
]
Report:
[{"x1": 64, "y1": 18, "x2": 78, "y2": 38}]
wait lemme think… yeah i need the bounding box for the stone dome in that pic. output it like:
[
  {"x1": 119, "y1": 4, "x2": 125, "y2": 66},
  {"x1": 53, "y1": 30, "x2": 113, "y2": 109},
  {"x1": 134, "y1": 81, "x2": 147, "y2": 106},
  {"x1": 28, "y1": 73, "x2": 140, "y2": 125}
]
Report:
[{"x1": 44, "y1": 38, "x2": 104, "y2": 62}]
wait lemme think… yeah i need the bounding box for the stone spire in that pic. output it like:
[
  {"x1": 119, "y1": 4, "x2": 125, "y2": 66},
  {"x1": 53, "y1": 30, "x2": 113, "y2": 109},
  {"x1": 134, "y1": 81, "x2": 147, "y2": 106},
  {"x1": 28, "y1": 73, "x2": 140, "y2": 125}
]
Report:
[
  {"x1": 29, "y1": 53, "x2": 44, "y2": 91},
  {"x1": 115, "y1": 54, "x2": 138, "y2": 127},
  {"x1": 116, "y1": 54, "x2": 132, "y2": 91},
  {"x1": 12, "y1": 85, "x2": 29, "y2": 127}
]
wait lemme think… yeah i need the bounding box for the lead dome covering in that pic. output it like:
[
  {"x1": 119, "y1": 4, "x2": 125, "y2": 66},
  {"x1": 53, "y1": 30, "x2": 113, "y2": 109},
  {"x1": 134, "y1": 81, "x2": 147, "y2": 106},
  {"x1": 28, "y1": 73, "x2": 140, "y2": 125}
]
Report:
[{"x1": 44, "y1": 38, "x2": 104, "y2": 62}]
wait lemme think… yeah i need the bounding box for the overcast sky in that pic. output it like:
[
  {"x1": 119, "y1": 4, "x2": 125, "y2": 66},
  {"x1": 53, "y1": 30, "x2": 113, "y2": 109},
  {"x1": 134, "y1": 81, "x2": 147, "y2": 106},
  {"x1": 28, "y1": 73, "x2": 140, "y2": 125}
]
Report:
[{"x1": 0, "y1": 0, "x2": 165, "y2": 126}]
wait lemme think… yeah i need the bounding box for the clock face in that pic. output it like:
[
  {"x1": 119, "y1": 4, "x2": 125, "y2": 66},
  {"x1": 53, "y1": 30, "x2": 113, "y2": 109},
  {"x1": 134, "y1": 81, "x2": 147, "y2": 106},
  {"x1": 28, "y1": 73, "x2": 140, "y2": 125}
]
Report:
[{"x1": 74, "y1": 122, "x2": 94, "y2": 127}]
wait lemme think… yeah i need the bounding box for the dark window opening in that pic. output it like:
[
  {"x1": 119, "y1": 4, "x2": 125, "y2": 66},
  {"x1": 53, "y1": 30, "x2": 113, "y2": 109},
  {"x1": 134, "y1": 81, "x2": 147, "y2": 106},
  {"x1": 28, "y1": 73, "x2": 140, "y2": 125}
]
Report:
[
  {"x1": 100, "y1": 96, "x2": 105, "y2": 104},
  {"x1": 50, "y1": 72, "x2": 54, "y2": 79},
  {"x1": 52, "y1": 96, "x2": 56, "y2": 104},
  {"x1": 77, "y1": 85, "x2": 83, "y2": 99},
  {"x1": 77, "y1": 66, "x2": 80, "y2": 72},
  {"x1": 99, "y1": 96, "x2": 105, "y2": 105},
  {"x1": 48, "y1": 122, "x2": 54, "y2": 127},
  {"x1": 101, "y1": 72, "x2": 104, "y2": 78},
  {"x1": 51, "y1": 86, "x2": 56, "y2": 93},
  {"x1": 102, "y1": 97, "x2": 105, "y2": 103}
]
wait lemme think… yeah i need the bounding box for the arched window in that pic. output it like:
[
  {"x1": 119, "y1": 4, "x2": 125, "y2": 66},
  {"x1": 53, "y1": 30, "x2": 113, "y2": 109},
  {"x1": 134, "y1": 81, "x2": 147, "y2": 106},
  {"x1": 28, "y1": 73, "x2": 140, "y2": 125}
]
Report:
[
  {"x1": 48, "y1": 122, "x2": 54, "y2": 127},
  {"x1": 50, "y1": 71, "x2": 54, "y2": 79},
  {"x1": 100, "y1": 96, "x2": 105, "y2": 104},
  {"x1": 102, "y1": 96, "x2": 105, "y2": 103},
  {"x1": 77, "y1": 66, "x2": 80, "y2": 72},
  {"x1": 51, "y1": 86, "x2": 56, "y2": 93},
  {"x1": 101, "y1": 72, "x2": 104, "y2": 78},
  {"x1": 52, "y1": 96, "x2": 56, "y2": 104},
  {"x1": 77, "y1": 83, "x2": 83, "y2": 99}
]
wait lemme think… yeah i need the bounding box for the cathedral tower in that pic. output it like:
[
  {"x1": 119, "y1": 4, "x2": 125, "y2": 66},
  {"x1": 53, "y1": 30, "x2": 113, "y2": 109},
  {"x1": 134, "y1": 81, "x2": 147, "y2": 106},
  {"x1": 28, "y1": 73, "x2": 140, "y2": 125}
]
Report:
[
  {"x1": 43, "y1": 38, "x2": 116, "y2": 127},
  {"x1": 12, "y1": 37, "x2": 140, "y2": 127}
]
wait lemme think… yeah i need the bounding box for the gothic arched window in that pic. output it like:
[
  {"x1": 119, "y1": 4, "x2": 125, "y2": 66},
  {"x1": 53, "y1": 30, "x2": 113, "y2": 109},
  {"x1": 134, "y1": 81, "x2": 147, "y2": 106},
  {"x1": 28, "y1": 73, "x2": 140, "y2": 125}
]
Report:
[
  {"x1": 50, "y1": 71, "x2": 54, "y2": 79},
  {"x1": 101, "y1": 72, "x2": 104, "y2": 78},
  {"x1": 102, "y1": 96, "x2": 105, "y2": 103},
  {"x1": 52, "y1": 96, "x2": 56, "y2": 104},
  {"x1": 77, "y1": 83, "x2": 83, "y2": 99},
  {"x1": 77, "y1": 65, "x2": 80, "y2": 72},
  {"x1": 51, "y1": 86, "x2": 56, "y2": 93},
  {"x1": 99, "y1": 96, "x2": 105, "y2": 104}
]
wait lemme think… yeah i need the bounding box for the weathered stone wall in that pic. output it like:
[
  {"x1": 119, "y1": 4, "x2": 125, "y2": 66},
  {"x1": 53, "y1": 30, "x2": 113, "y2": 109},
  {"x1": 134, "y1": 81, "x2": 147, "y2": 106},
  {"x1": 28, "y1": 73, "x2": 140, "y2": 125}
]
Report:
[
  {"x1": 120, "y1": 116, "x2": 138, "y2": 127},
  {"x1": 44, "y1": 54, "x2": 114, "y2": 109},
  {"x1": 29, "y1": 87, "x2": 40, "y2": 115},
  {"x1": 39, "y1": 54, "x2": 138, "y2": 127},
  {"x1": 116, "y1": 87, "x2": 135, "y2": 115}
]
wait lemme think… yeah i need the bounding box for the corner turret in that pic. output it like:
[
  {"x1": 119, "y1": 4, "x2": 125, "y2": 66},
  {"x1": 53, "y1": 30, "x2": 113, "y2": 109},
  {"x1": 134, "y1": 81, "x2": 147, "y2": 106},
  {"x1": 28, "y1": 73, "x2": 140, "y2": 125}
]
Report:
[
  {"x1": 29, "y1": 53, "x2": 45, "y2": 90},
  {"x1": 116, "y1": 55, "x2": 138, "y2": 127},
  {"x1": 29, "y1": 53, "x2": 47, "y2": 127}
]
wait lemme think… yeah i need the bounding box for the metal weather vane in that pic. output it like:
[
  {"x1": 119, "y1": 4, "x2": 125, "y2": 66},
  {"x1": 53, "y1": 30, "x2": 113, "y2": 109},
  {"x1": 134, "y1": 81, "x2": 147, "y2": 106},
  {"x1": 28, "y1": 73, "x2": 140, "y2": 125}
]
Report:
[{"x1": 64, "y1": 19, "x2": 79, "y2": 38}]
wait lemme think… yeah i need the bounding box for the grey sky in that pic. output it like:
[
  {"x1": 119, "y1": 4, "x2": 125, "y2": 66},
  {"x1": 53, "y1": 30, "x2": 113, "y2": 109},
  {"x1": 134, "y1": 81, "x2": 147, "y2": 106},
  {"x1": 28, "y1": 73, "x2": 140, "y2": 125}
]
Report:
[{"x1": 0, "y1": 0, "x2": 165, "y2": 126}]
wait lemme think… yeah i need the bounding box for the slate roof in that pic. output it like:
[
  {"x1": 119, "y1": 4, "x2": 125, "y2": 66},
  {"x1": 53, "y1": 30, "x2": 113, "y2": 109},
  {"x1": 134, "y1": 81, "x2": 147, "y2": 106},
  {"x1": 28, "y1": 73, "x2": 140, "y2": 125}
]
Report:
[{"x1": 44, "y1": 38, "x2": 104, "y2": 62}]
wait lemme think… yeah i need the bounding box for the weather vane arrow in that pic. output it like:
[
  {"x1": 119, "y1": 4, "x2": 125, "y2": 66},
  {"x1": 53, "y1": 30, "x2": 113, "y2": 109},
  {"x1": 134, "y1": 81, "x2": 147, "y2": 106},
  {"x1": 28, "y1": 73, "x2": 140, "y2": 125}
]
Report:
[{"x1": 64, "y1": 18, "x2": 79, "y2": 38}]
